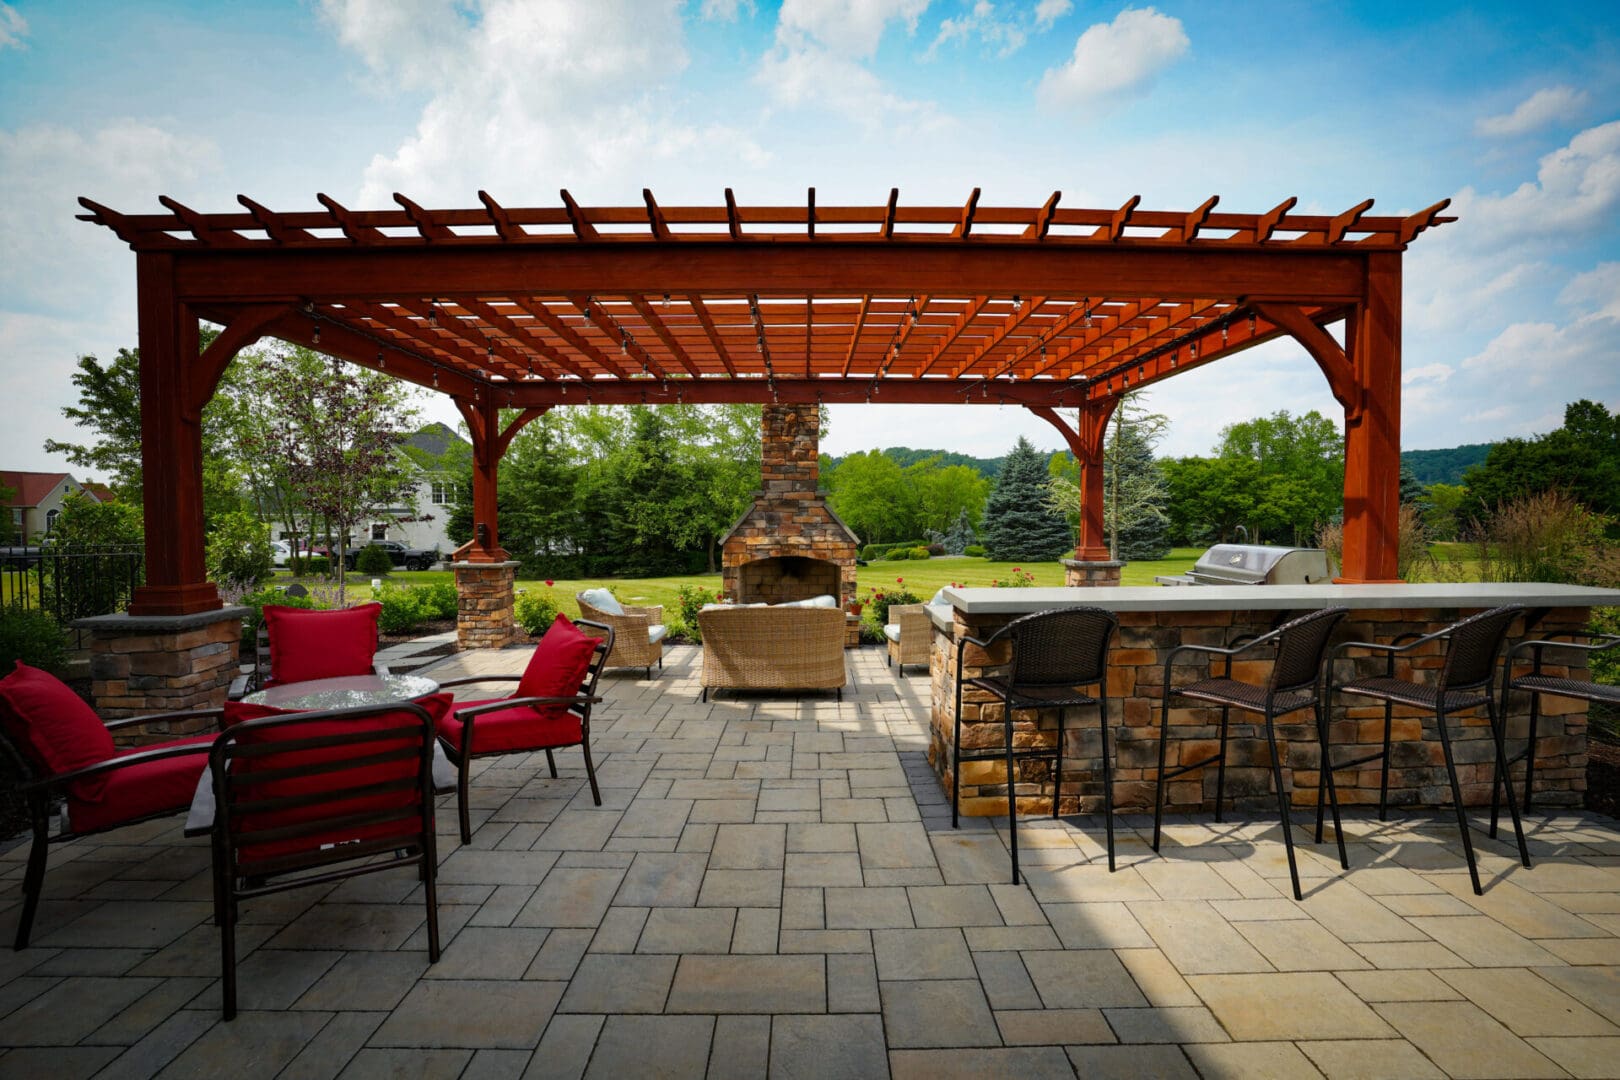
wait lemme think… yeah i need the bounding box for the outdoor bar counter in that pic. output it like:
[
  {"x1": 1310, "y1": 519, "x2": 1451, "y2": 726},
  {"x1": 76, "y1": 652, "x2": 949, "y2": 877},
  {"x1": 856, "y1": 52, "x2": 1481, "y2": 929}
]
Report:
[{"x1": 926, "y1": 583, "x2": 1620, "y2": 817}]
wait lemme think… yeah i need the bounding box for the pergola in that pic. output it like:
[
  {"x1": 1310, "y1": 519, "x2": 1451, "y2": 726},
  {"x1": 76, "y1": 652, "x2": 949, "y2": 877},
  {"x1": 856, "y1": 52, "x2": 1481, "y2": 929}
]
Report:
[{"x1": 80, "y1": 189, "x2": 1452, "y2": 616}]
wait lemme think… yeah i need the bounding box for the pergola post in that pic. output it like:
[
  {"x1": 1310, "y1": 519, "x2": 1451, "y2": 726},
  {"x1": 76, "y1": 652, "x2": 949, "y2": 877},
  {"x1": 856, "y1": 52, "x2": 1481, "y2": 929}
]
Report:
[
  {"x1": 452, "y1": 399, "x2": 548, "y2": 649},
  {"x1": 1030, "y1": 401, "x2": 1122, "y2": 586},
  {"x1": 1339, "y1": 253, "x2": 1403, "y2": 582},
  {"x1": 130, "y1": 254, "x2": 216, "y2": 617}
]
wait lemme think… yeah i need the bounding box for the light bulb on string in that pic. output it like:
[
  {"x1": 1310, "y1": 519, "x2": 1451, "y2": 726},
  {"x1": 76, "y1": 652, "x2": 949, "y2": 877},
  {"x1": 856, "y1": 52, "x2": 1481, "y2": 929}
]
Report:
[
  {"x1": 311, "y1": 325, "x2": 321, "y2": 345},
  {"x1": 582, "y1": 299, "x2": 593, "y2": 325}
]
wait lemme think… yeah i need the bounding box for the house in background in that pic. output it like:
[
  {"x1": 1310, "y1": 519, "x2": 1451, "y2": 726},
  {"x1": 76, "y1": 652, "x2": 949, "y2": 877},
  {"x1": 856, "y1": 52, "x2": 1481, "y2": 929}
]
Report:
[
  {"x1": 1, "y1": 471, "x2": 107, "y2": 540},
  {"x1": 268, "y1": 423, "x2": 468, "y2": 557}
]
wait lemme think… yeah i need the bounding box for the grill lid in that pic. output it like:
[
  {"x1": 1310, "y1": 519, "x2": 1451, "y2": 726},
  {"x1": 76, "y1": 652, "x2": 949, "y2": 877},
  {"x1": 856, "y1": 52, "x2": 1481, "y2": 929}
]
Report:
[{"x1": 1156, "y1": 544, "x2": 1335, "y2": 586}]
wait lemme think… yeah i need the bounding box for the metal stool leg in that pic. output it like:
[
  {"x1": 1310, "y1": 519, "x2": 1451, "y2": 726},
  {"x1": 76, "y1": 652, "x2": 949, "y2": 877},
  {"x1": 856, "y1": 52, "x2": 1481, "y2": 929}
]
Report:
[
  {"x1": 1434, "y1": 707, "x2": 1484, "y2": 895},
  {"x1": 1316, "y1": 699, "x2": 1350, "y2": 869},
  {"x1": 1003, "y1": 696, "x2": 1020, "y2": 885},
  {"x1": 1523, "y1": 692, "x2": 1541, "y2": 813},
  {"x1": 1214, "y1": 703, "x2": 1231, "y2": 822},
  {"x1": 1486, "y1": 694, "x2": 1531, "y2": 868},
  {"x1": 1099, "y1": 692, "x2": 1116, "y2": 872},
  {"x1": 1263, "y1": 712, "x2": 1302, "y2": 901},
  {"x1": 951, "y1": 662, "x2": 965, "y2": 830},
  {"x1": 1152, "y1": 688, "x2": 1173, "y2": 852},
  {"x1": 1378, "y1": 701, "x2": 1393, "y2": 820},
  {"x1": 1053, "y1": 706, "x2": 1065, "y2": 820}
]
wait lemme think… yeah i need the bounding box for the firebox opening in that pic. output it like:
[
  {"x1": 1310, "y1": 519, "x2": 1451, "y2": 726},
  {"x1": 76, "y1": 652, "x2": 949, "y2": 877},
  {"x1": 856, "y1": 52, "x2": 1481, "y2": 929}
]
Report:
[{"x1": 737, "y1": 556, "x2": 842, "y2": 606}]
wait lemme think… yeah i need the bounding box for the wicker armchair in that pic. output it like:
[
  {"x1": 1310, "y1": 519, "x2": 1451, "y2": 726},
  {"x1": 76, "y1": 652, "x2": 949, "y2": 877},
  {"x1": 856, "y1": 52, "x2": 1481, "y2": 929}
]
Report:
[
  {"x1": 697, "y1": 605, "x2": 847, "y2": 700},
  {"x1": 885, "y1": 604, "x2": 932, "y2": 676},
  {"x1": 576, "y1": 594, "x2": 666, "y2": 678}
]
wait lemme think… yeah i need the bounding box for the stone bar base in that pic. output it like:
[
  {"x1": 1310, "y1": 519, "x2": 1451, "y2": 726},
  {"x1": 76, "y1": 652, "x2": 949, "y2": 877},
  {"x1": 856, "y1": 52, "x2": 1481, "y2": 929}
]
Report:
[
  {"x1": 73, "y1": 607, "x2": 247, "y2": 746},
  {"x1": 930, "y1": 605, "x2": 1594, "y2": 817},
  {"x1": 1062, "y1": 559, "x2": 1123, "y2": 587},
  {"x1": 455, "y1": 560, "x2": 521, "y2": 650}
]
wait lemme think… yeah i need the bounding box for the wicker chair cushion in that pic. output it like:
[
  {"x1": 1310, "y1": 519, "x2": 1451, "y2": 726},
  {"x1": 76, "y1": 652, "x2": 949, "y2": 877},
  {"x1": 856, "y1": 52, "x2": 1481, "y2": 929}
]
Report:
[
  {"x1": 884, "y1": 624, "x2": 901, "y2": 642},
  {"x1": 0, "y1": 661, "x2": 118, "y2": 802},
  {"x1": 778, "y1": 595, "x2": 838, "y2": 609},
  {"x1": 1176, "y1": 678, "x2": 1316, "y2": 716},
  {"x1": 578, "y1": 588, "x2": 623, "y2": 616},
  {"x1": 438, "y1": 697, "x2": 584, "y2": 754},
  {"x1": 517, "y1": 615, "x2": 600, "y2": 701},
  {"x1": 967, "y1": 676, "x2": 1100, "y2": 710},
  {"x1": 1338, "y1": 676, "x2": 1488, "y2": 712},
  {"x1": 648, "y1": 624, "x2": 668, "y2": 644},
  {"x1": 68, "y1": 732, "x2": 214, "y2": 833},
  {"x1": 1512, "y1": 674, "x2": 1620, "y2": 704},
  {"x1": 263, "y1": 603, "x2": 381, "y2": 685}
]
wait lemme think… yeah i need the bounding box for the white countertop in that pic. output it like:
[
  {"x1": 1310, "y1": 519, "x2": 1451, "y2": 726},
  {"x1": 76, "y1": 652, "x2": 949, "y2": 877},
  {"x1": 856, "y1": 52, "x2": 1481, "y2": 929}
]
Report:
[{"x1": 934, "y1": 582, "x2": 1620, "y2": 618}]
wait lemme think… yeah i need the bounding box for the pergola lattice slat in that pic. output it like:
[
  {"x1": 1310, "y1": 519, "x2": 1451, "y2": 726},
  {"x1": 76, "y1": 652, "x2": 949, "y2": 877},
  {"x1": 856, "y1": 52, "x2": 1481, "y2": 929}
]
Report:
[{"x1": 79, "y1": 190, "x2": 1449, "y2": 614}]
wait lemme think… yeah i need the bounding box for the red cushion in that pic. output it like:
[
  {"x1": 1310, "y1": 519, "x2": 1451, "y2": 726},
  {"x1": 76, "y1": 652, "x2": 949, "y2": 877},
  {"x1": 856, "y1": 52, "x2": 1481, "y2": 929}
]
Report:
[
  {"x1": 225, "y1": 695, "x2": 445, "y2": 864},
  {"x1": 262, "y1": 603, "x2": 381, "y2": 685},
  {"x1": 0, "y1": 661, "x2": 116, "y2": 801},
  {"x1": 439, "y1": 697, "x2": 583, "y2": 755},
  {"x1": 516, "y1": 615, "x2": 599, "y2": 702},
  {"x1": 68, "y1": 732, "x2": 214, "y2": 833}
]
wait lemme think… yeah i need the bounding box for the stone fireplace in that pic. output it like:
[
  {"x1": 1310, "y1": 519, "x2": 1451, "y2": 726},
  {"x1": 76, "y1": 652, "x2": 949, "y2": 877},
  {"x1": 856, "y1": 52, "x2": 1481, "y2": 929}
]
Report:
[{"x1": 720, "y1": 403, "x2": 860, "y2": 607}]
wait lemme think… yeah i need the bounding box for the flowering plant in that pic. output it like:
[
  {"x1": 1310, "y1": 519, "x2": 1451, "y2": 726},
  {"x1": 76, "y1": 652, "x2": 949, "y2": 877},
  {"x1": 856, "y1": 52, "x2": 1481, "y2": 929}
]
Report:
[{"x1": 990, "y1": 567, "x2": 1037, "y2": 588}]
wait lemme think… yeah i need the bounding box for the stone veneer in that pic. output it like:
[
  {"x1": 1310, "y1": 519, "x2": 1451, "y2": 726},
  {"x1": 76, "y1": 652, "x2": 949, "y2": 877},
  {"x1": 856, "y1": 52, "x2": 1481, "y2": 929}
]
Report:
[
  {"x1": 73, "y1": 607, "x2": 246, "y2": 746},
  {"x1": 720, "y1": 403, "x2": 859, "y2": 608},
  {"x1": 1063, "y1": 558, "x2": 1124, "y2": 587},
  {"x1": 454, "y1": 560, "x2": 521, "y2": 650},
  {"x1": 929, "y1": 605, "x2": 1593, "y2": 817}
]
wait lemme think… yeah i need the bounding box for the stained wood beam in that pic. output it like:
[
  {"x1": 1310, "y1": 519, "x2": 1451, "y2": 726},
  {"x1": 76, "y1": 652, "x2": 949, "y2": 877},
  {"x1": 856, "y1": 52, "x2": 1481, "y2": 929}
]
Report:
[
  {"x1": 560, "y1": 189, "x2": 599, "y2": 241},
  {"x1": 724, "y1": 188, "x2": 742, "y2": 240},
  {"x1": 478, "y1": 191, "x2": 526, "y2": 241},
  {"x1": 914, "y1": 295, "x2": 988, "y2": 375},
  {"x1": 76, "y1": 197, "x2": 140, "y2": 245},
  {"x1": 451, "y1": 295, "x2": 584, "y2": 379},
  {"x1": 841, "y1": 296, "x2": 872, "y2": 376},
  {"x1": 1253, "y1": 301, "x2": 1360, "y2": 417},
  {"x1": 159, "y1": 196, "x2": 248, "y2": 247},
  {"x1": 626, "y1": 294, "x2": 699, "y2": 377},
  {"x1": 643, "y1": 189, "x2": 672, "y2": 241},
  {"x1": 238, "y1": 195, "x2": 314, "y2": 244},
  {"x1": 1323, "y1": 199, "x2": 1375, "y2": 245},
  {"x1": 343, "y1": 300, "x2": 493, "y2": 378},
  {"x1": 806, "y1": 187, "x2": 816, "y2": 240},
  {"x1": 265, "y1": 310, "x2": 479, "y2": 397},
  {"x1": 947, "y1": 295, "x2": 1047, "y2": 378},
  {"x1": 1106, "y1": 195, "x2": 1141, "y2": 241},
  {"x1": 1253, "y1": 197, "x2": 1298, "y2": 243},
  {"x1": 511, "y1": 296, "x2": 624, "y2": 376},
  {"x1": 566, "y1": 295, "x2": 638, "y2": 379},
  {"x1": 1025, "y1": 299, "x2": 1157, "y2": 378},
  {"x1": 1396, "y1": 198, "x2": 1452, "y2": 245},
  {"x1": 1181, "y1": 196, "x2": 1219, "y2": 241},
  {"x1": 317, "y1": 193, "x2": 387, "y2": 243},
  {"x1": 687, "y1": 295, "x2": 738, "y2": 376},
  {"x1": 952, "y1": 188, "x2": 981, "y2": 239},
  {"x1": 1022, "y1": 191, "x2": 1061, "y2": 240},
  {"x1": 394, "y1": 298, "x2": 529, "y2": 379},
  {"x1": 394, "y1": 193, "x2": 455, "y2": 240},
  {"x1": 882, "y1": 188, "x2": 898, "y2": 239}
]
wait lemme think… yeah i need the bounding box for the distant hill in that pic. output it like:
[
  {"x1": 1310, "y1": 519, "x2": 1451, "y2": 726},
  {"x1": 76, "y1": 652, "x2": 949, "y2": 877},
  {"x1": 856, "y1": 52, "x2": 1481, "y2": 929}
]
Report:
[
  {"x1": 1402, "y1": 444, "x2": 1493, "y2": 486},
  {"x1": 824, "y1": 447, "x2": 1005, "y2": 479}
]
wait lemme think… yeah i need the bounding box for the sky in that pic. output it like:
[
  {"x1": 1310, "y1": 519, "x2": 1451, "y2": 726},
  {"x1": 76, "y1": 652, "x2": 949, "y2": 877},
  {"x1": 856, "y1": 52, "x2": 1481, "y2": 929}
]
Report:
[{"x1": 2, "y1": 0, "x2": 1618, "y2": 477}]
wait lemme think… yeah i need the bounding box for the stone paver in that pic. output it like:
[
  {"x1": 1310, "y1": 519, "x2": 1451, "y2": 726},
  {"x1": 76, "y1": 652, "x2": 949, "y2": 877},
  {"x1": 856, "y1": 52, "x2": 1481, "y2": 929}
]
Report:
[{"x1": 1, "y1": 643, "x2": 1618, "y2": 1078}]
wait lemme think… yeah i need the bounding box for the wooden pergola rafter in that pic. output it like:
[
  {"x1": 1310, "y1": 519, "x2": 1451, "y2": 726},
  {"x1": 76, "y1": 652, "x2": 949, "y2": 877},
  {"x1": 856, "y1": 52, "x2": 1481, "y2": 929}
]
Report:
[{"x1": 79, "y1": 188, "x2": 1451, "y2": 615}]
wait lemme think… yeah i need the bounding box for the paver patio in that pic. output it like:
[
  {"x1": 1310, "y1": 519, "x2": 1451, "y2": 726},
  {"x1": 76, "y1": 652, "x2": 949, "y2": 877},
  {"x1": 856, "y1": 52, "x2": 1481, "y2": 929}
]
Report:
[{"x1": 3, "y1": 643, "x2": 1619, "y2": 1079}]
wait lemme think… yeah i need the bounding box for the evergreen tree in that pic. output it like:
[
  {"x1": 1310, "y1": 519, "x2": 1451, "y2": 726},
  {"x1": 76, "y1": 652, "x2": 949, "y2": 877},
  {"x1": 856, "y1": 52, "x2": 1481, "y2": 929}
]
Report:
[
  {"x1": 942, "y1": 508, "x2": 975, "y2": 555},
  {"x1": 982, "y1": 437, "x2": 1073, "y2": 561},
  {"x1": 1108, "y1": 415, "x2": 1172, "y2": 561}
]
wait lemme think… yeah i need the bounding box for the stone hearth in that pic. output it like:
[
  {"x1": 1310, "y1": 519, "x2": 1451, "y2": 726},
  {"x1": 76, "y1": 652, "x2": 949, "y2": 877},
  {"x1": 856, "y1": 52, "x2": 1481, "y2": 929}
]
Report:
[{"x1": 720, "y1": 403, "x2": 859, "y2": 606}]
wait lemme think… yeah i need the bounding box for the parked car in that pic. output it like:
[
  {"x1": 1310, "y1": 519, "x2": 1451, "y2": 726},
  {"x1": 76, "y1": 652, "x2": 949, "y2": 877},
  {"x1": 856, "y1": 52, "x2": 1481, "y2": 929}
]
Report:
[
  {"x1": 344, "y1": 539, "x2": 441, "y2": 572},
  {"x1": 270, "y1": 540, "x2": 292, "y2": 567}
]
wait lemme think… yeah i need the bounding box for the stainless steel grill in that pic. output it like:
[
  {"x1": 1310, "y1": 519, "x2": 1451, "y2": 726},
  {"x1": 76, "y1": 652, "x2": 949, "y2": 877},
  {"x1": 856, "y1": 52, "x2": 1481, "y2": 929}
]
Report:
[{"x1": 1155, "y1": 544, "x2": 1336, "y2": 587}]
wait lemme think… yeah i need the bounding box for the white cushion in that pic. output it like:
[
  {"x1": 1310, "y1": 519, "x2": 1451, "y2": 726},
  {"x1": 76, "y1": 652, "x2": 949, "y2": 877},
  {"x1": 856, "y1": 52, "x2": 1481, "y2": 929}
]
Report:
[
  {"x1": 648, "y1": 624, "x2": 668, "y2": 644},
  {"x1": 579, "y1": 587, "x2": 624, "y2": 616},
  {"x1": 930, "y1": 588, "x2": 950, "y2": 606},
  {"x1": 777, "y1": 593, "x2": 838, "y2": 609},
  {"x1": 884, "y1": 624, "x2": 901, "y2": 642}
]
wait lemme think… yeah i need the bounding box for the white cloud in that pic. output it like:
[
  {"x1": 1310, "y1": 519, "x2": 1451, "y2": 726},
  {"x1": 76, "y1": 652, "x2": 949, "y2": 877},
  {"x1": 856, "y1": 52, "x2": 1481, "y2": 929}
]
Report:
[
  {"x1": 777, "y1": 0, "x2": 929, "y2": 60},
  {"x1": 1448, "y1": 119, "x2": 1620, "y2": 251},
  {"x1": 318, "y1": 0, "x2": 766, "y2": 205},
  {"x1": 1559, "y1": 261, "x2": 1620, "y2": 320},
  {"x1": 0, "y1": 3, "x2": 26, "y2": 50},
  {"x1": 700, "y1": 0, "x2": 755, "y2": 20},
  {"x1": 1403, "y1": 363, "x2": 1452, "y2": 385},
  {"x1": 1036, "y1": 6, "x2": 1188, "y2": 112},
  {"x1": 757, "y1": 0, "x2": 945, "y2": 129},
  {"x1": 929, "y1": 2, "x2": 1027, "y2": 58},
  {"x1": 1034, "y1": 0, "x2": 1072, "y2": 29},
  {"x1": 1476, "y1": 85, "x2": 1588, "y2": 138}
]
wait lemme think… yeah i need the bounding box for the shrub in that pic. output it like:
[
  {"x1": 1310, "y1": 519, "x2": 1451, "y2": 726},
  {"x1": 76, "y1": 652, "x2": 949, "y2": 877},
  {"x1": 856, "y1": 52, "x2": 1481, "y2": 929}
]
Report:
[
  {"x1": 910, "y1": 546, "x2": 931, "y2": 560},
  {"x1": 963, "y1": 544, "x2": 986, "y2": 557},
  {"x1": 675, "y1": 583, "x2": 723, "y2": 643},
  {"x1": 861, "y1": 543, "x2": 886, "y2": 561},
  {"x1": 374, "y1": 583, "x2": 432, "y2": 635},
  {"x1": 297, "y1": 556, "x2": 331, "y2": 577},
  {"x1": 206, "y1": 511, "x2": 274, "y2": 591},
  {"x1": 238, "y1": 587, "x2": 323, "y2": 648},
  {"x1": 1318, "y1": 502, "x2": 1434, "y2": 581},
  {"x1": 926, "y1": 543, "x2": 946, "y2": 556},
  {"x1": 356, "y1": 544, "x2": 394, "y2": 575},
  {"x1": 883, "y1": 547, "x2": 912, "y2": 561},
  {"x1": 514, "y1": 588, "x2": 560, "y2": 636},
  {"x1": 862, "y1": 586, "x2": 922, "y2": 627},
  {"x1": 0, "y1": 606, "x2": 70, "y2": 674},
  {"x1": 990, "y1": 567, "x2": 1037, "y2": 588},
  {"x1": 1469, "y1": 491, "x2": 1618, "y2": 587},
  {"x1": 419, "y1": 581, "x2": 458, "y2": 620}
]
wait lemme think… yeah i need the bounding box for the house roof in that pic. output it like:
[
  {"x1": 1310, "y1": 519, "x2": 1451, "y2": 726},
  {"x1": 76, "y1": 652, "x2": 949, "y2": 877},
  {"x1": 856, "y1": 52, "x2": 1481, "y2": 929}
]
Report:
[
  {"x1": 0, "y1": 471, "x2": 76, "y2": 508},
  {"x1": 402, "y1": 422, "x2": 468, "y2": 459},
  {"x1": 80, "y1": 482, "x2": 116, "y2": 503}
]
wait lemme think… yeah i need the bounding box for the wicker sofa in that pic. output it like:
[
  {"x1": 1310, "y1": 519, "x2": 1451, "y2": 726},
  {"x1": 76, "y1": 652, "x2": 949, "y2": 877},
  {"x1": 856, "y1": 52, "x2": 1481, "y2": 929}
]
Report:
[
  {"x1": 884, "y1": 603, "x2": 932, "y2": 676},
  {"x1": 576, "y1": 591, "x2": 666, "y2": 678},
  {"x1": 697, "y1": 605, "x2": 847, "y2": 700}
]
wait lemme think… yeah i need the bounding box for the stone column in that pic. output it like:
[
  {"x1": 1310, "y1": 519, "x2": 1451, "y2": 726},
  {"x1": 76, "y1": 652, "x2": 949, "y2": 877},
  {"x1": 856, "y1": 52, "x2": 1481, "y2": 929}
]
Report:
[
  {"x1": 454, "y1": 560, "x2": 521, "y2": 649},
  {"x1": 1062, "y1": 558, "x2": 1124, "y2": 587},
  {"x1": 73, "y1": 607, "x2": 247, "y2": 746}
]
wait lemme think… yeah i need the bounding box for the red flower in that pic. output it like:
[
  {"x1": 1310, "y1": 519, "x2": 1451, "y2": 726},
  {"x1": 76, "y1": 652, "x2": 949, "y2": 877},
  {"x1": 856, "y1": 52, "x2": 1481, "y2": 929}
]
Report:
[
  {"x1": 896, "y1": 576, "x2": 904, "y2": 584},
  {"x1": 1012, "y1": 567, "x2": 1020, "y2": 573},
  {"x1": 545, "y1": 579, "x2": 554, "y2": 587}
]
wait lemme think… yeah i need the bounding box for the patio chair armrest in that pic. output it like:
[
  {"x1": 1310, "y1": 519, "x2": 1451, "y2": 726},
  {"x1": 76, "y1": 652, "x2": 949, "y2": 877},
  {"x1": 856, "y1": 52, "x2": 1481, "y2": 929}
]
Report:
[
  {"x1": 227, "y1": 672, "x2": 251, "y2": 701},
  {"x1": 1507, "y1": 633, "x2": 1620, "y2": 672},
  {"x1": 104, "y1": 707, "x2": 225, "y2": 733},
  {"x1": 22, "y1": 740, "x2": 215, "y2": 795},
  {"x1": 624, "y1": 604, "x2": 663, "y2": 622},
  {"x1": 436, "y1": 674, "x2": 523, "y2": 689},
  {"x1": 373, "y1": 661, "x2": 392, "y2": 676},
  {"x1": 454, "y1": 693, "x2": 601, "y2": 719}
]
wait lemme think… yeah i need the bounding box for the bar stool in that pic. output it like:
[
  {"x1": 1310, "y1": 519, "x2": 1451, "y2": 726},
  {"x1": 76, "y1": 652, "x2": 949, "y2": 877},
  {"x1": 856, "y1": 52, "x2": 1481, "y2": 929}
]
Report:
[
  {"x1": 1494, "y1": 630, "x2": 1620, "y2": 832},
  {"x1": 951, "y1": 606, "x2": 1118, "y2": 884},
  {"x1": 1326, "y1": 605, "x2": 1528, "y2": 895},
  {"x1": 1153, "y1": 606, "x2": 1350, "y2": 901}
]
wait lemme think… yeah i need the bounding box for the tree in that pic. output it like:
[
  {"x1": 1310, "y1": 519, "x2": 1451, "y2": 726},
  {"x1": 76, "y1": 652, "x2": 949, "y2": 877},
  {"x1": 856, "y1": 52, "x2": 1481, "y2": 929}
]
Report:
[
  {"x1": 1044, "y1": 395, "x2": 1170, "y2": 561},
  {"x1": 1464, "y1": 399, "x2": 1620, "y2": 518},
  {"x1": 0, "y1": 482, "x2": 13, "y2": 544},
  {"x1": 909, "y1": 460, "x2": 989, "y2": 536},
  {"x1": 1216, "y1": 409, "x2": 1343, "y2": 544},
  {"x1": 826, "y1": 451, "x2": 915, "y2": 544},
  {"x1": 44, "y1": 330, "x2": 248, "y2": 521},
  {"x1": 238, "y1": 348, "x2": 418, "y2": 603},
  {"x1": 982, "y1": 437, "x2": 1073, "y2": 561},
  {"x1": 1160, "y1": 456, "x2": 1261, "y2": 545}
]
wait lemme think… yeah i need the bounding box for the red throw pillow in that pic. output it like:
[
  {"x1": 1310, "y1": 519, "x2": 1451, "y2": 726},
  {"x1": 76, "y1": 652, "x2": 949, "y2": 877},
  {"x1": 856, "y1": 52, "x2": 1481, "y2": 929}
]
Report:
[
  {"x1": 516, "y1": 614, "x2": 599, "y2": 702},
  {"x1": 0, "y1": 661, "x2": 117, "y2": 801},
  {"x1": 262, "y1": 603, "x2": 381, "y2": 685}
]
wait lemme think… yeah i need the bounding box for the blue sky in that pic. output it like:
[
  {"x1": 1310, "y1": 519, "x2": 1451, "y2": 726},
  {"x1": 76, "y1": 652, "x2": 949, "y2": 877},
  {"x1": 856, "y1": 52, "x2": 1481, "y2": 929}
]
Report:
[{"x1": 3, "y1": 0, "x2": 1618, "y2": 473}]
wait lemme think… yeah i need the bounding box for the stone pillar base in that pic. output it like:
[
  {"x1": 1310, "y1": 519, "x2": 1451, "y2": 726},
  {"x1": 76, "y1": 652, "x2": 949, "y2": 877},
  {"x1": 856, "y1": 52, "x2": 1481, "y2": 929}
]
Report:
[
  {"x1": 1062, "y1": 558, "x2": 1124, "y2": 587},
  {"x1": 72, "y1": 607, "x2": 248, "y2": 746},
  {"x1": 454, "y1": 561, "x2": 522, "y2": 650}
]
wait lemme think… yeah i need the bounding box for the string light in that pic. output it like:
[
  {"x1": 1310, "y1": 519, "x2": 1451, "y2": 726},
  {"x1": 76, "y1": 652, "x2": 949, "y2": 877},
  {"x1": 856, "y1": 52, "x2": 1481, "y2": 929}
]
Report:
[
  {"x1": 377, "y1": 351, "x2": 385, "y2": 370},
  {"x1": 662, "y1": 293, "x2": 671, "y2": 308},
  {"x1": 432, "y1": 370, "x2": 439, "y2": 388},
  {"x1": 428, "y1": 301, "x2": 438, "y2": 326},
  {"x1": 1190, "y1": 339, "x2": 1199, "y2": 358},
  {"x1": 1083, "y1": 300, "x2": 1093, "y2": 329},
  {"x1": 582, "y1": 298, "x2": 593, "y2": 325},
  {"x1": 311, "y1": 325, "x2": 321, "y2": 345},
  {"x1": 1221, "y1": 324, "x2": 1229, "y2": 346},
  {"x1": 1012, "y1": 295, "x2": 1023, "y2": 313},
  {"x1": 620, "y1": 334, "x2": 629, "y2": 356},
  {"x1": 1248, "y1": 311, "x2": 1257, "y2": 334}
]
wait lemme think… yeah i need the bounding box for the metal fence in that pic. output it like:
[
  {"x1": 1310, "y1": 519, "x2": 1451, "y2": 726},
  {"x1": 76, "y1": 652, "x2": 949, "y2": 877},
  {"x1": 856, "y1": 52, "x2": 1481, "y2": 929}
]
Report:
[{"x1": 1, "y1": 545, "x2": 144, "y2": 646}]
